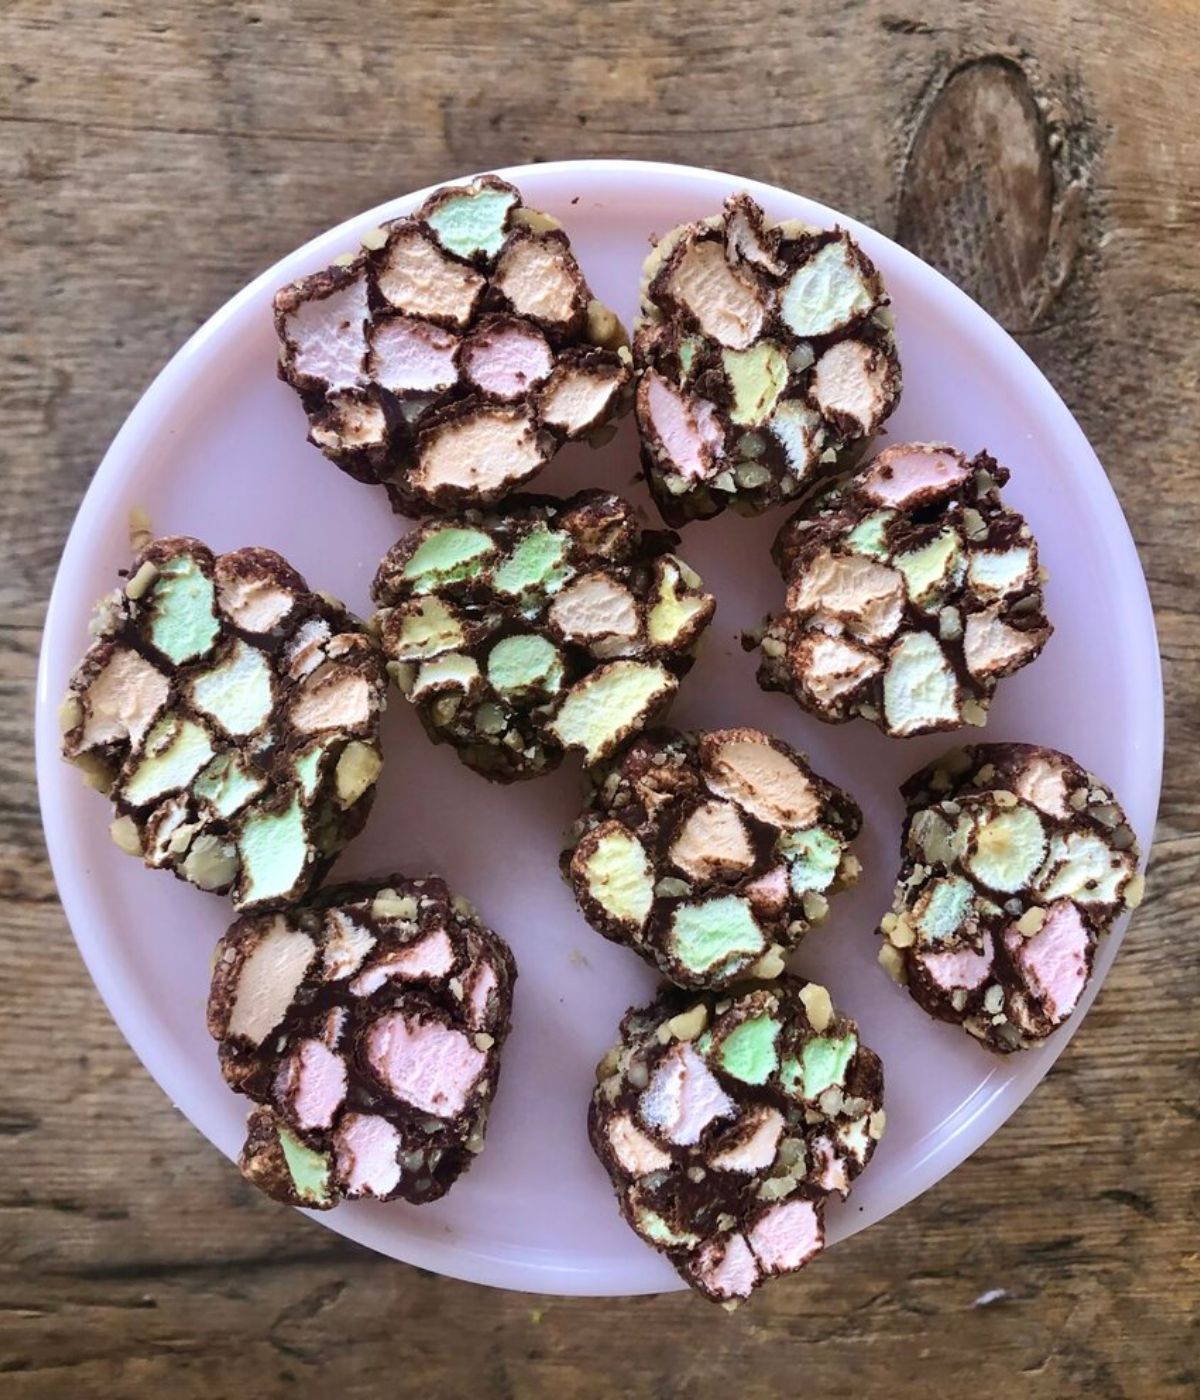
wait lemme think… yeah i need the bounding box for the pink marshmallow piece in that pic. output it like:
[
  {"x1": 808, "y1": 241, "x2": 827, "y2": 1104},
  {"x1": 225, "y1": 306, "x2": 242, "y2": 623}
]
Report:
[
  {"x1": 1007, "y1": 900, "x2": 1091, "y2": 1022},
  {"x1": 710, "y1": 1107, "x2": 784, "y2": 1174},
  {"x1": 278, "y1": 1037, "x2": 347, "y2": 1131},
  {"x1": 745, "y1": 864, "x2": 790, "y2": 915},
  {"x1": 335, "y1": 1112, "x2": 402, "y2": 1199},
  {"x1": 748, "y1": 1198, "x2": 824, "y2": 1275},
  {"x1": 287, "y1": 274, "x2": 369, "y2": 390},
  {"x1": 370, "y1": 316, "x2": 458, "y2": 393},
  {"x1": 920, "y1": 930, "x2": 995, "y2": 992},
  {"x1": 643, "y1": 372, "x2": 724, "y2": 480},
  {"x1": 461, "y1": 321, "x2": 554, "y2": 398},
  {"x1": 349, "y1": 928, "x2": 455, "y2": 998},
  {"x1": 465, "y1": 959, "x2": 498, "y2": 1030},
  {"x1": 608, "y1": 1113, "x2": 672, "y2": 1177},
  {"x1": 366, "y1": 1013, "x2": 485, "y2": 1118},
  {"x1": 860, "y1": 444, "x2": 970, "y2": 508},
  {"x1": 811, "y1": 1135, "x2": 849, "y2": 1196},
  {"x1": 690, "y1": 1233, "x2": 760, "y2": 1301},
  {"x1": 638, "y1": 1042, "x2": 735, "y2": 1146}
]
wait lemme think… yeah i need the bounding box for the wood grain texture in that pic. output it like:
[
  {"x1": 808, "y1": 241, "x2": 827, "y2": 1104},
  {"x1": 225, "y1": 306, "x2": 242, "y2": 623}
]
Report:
[{"x1": 2, "y1": 1, "x2": 1198, "y2": 1396}]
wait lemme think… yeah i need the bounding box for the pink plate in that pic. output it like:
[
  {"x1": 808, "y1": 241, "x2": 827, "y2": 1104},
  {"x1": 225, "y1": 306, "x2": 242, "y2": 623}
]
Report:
[{"x1": 35, "y1": 161, "x2": 1161, "y2": 1295}]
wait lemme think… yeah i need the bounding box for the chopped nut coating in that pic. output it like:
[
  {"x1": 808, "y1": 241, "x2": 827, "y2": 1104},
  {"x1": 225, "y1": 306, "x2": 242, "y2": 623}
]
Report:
[
  {"x1": 755, "y1": 444, "x2": 1052, "y2": 736},
  {"x1": 60, "y1": 537, "x2": 387, "y2": 910},
  {"x1": 562, "y1": 727, "x2": 861, "y2": 989},
  {"x1": 274, "y1": 175, "x2": 632, "y2": 516},
  {"x1": 590, "y1": 978, "x2": 884, "y2": 1303},
  {"x1": 208, "y1": 875, "x2": 516, "y2": 1208},
  {"x1": 372, "y1": 492, "x2": 715, "y2": 781},
  {"x1": 881, "y1": 743, "x2": 1143, "y2": 1052},
  {"x1": 633, "y1": 194, "x2": 900, "y2": 525}
]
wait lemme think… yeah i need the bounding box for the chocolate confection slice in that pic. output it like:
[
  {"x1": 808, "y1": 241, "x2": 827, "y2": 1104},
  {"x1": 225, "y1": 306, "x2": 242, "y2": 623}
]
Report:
[
  {"x1": 590, "y1": 977, "x2": 884, "y2": 1304},
  {"x1": 274, "y1": 175, "x2": 632, "y2": 516},
  {"x1": 634, "y1": 193, "x2": 900, "y2": 525},
  {"x1": 60, "y1": 537, "x2": 386, "y2": 910},
  {"x1": 755, "y1": 443, "x2": 1052, "y2": 736},
  {"x1": 563, "y1": 727, "x2": 861, "y2": 989},
  {"x1": 208, "y1": 875, "x2": 516, "y2": 1207},
  {"x1": 878, "y1": 743, "x2": 1144, "y2": 1051},
  {"x1": 371, "y1": 491, "x2": 715, "y2": 781}
]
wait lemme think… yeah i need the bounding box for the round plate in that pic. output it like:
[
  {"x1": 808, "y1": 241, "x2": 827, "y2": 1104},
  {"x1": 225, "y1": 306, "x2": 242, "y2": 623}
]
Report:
[{"x1": 35, "y1": 160, "x2": 1161, "y2": 1296}]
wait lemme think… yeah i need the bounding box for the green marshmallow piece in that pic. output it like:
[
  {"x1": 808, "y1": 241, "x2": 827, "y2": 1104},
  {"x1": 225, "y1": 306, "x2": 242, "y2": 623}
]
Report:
[
  {"x1": 670, "y1": 896, "x2": 765, "y2": 975},
  {"x1": 425, "y1": 184, "x2": 518, "y2": 260},
  {"x1": 194, "y1": 751, "x2": 267, "y2": 818},
  {"x1": 965, "y1": 804, "x2": 1046, "y2": 893},
  {"x1": 779, "y1": 826, "x2": 843, "y2": 895},
  {"x1": 147, "y1": 553, "x2": 220, "y2": 665},
  {"x1": 402, "y1": 527, "x2": 495, "y2": 591},
  {"x1": 547, "y1": 661, "x2": 674, "y2": 765},
  {"x1": 846, "y1": 509, "x2": 895, "y2": 560},
  {"x1": 718, "y1": 1015, "x2": 781, "y2": 1085},
  {"x1": 191, "y1": 640, "x2": 273, "y2": 736},
  {"x1": 395, "y1": 597, "x2": 466, "y2": 660},
  {"x1": 915, "y1": 874, "x2": 975, "y2": 944},
  {"x1": 723, "y1": 341, "x2": 789, "y2": 427},
  {"x1": 968, "y1": 546, "x2": 1032, "y2": 594},
  {"x1": 122, "y1": 715, "x2": 215, "y2": 807},
  {"x1": 237, "y1": 795, "x2": 308, "y2": 905},
  {"x1": 582, "y1": 828, "x2": 654, "y2": 926},
  {"x1": 894, "y1": 528, "x2": 961, "y2": 603},
  {"x1": 492, "y1": 526, "x2": 572, "y2": 597},
  {"x1": 292, "y1": 742, "x2": 329, "y2": 800},
  {"x1": 799, "y1": 1033, "x2": 858, "y2": 1100},
  {"x1": 486, "y1": 633, "x2": 563, "y2": 697},
  {"x1": 780, "y1": 238, "x2": 873, "y2": 337},
  {"x1": 413, "y1": 651, "x2": 480, "y2": 696},
  {"x1": 636, "y1": 1206, "x2": 700, "y2": 1249},
  {"x1": 677, "y1": 335, "x2": 703, "y2": 377},
  {"x1": 277, "y1": 1125, "x2": 332, "y2": 1206}
]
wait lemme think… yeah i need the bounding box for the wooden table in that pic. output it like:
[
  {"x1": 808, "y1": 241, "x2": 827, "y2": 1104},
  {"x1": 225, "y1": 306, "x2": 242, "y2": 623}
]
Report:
[{"x1": 3, "y1": 3, "x2": 1196, "y2": 1395}]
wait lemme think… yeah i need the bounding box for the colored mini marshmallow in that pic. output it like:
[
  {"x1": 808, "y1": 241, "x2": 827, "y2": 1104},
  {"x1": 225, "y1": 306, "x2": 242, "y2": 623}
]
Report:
[
  {"x1": 633, "y1": 193, "x2": 901, "y2": 525},
  {"x1": 879, "y1": 743, "x2": 1144, "y2": 1052},
  {"x1": 274, "y1": 175, "x2": 632, "y2": 515},
  {"x1": 590, "y1": 978, "x2": 885, "y2": 1304},
  {"x1": 208, "y1": 875, "x2": 516, "y2": 1208},
  {"x1": 59, "y1": 537, "x2": 387, "y2": 911}
]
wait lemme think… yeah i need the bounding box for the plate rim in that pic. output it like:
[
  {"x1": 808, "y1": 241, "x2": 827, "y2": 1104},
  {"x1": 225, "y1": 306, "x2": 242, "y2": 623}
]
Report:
[{"x1": 35, "y1": 157, "x2": 1163, "y2": 1295}]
